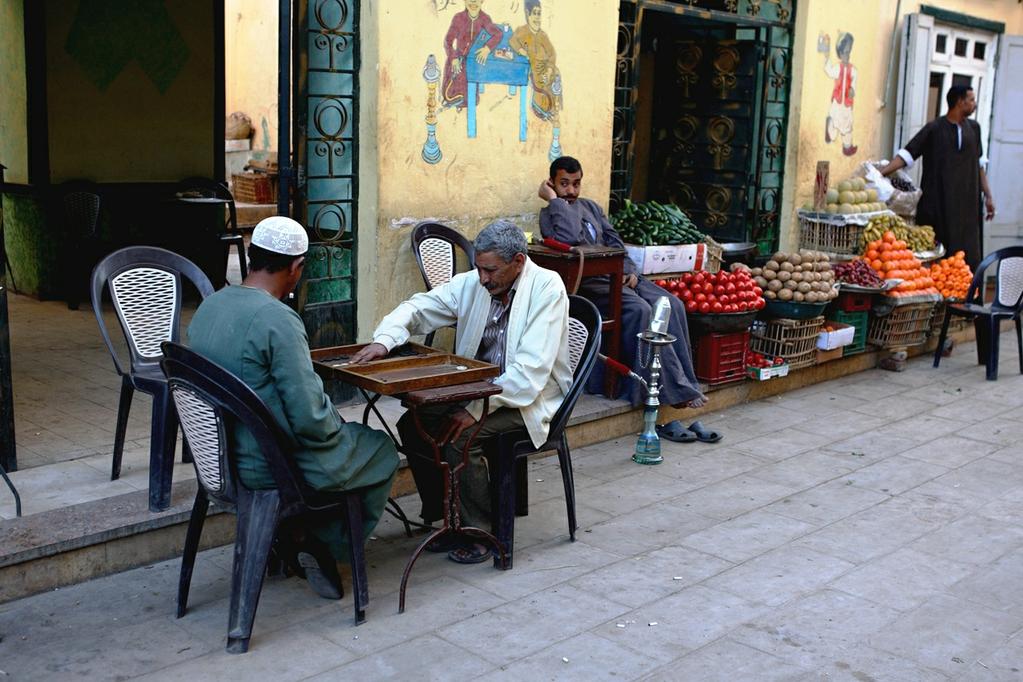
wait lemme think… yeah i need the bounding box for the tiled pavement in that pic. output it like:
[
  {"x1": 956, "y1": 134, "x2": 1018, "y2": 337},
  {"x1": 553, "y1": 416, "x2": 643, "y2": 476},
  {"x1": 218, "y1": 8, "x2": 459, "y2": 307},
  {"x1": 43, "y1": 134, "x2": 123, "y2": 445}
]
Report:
[{"x1": 2, "y1": 333, "x2": 1023, "y2": 680}]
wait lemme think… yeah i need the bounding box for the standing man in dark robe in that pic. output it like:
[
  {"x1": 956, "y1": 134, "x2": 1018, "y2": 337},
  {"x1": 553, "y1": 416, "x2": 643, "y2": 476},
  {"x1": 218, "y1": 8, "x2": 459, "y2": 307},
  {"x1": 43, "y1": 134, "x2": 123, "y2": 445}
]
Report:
[
  {"x1": 441, "y1": 0, "x2": 504, "y2": 110},
  {"x1": 538, "y1": 156, "x2": 708, "y2": 437},
  {"x1": 880, "y1": 85, "x2": 996, "y2": 268}
]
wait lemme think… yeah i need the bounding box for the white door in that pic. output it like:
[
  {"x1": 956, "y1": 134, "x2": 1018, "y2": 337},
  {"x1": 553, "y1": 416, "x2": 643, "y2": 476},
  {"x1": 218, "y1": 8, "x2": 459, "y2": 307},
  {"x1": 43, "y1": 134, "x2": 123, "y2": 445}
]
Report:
[
  {"x1": 984, "y1": 34, "x2": 1023, "y2": 256},
  {"x1": 894, "y1": 15, "x2": 998, "y2": 186},
  {"x1": 894, "y1": 12, "x2": 934, "y2": 185}
]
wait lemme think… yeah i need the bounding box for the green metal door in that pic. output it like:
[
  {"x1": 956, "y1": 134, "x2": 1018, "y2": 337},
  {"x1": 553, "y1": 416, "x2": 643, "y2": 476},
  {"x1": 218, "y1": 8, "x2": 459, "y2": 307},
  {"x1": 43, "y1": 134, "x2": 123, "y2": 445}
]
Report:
[{"x1": 292, "y1": 0, "x2": 359, "y2": 371}]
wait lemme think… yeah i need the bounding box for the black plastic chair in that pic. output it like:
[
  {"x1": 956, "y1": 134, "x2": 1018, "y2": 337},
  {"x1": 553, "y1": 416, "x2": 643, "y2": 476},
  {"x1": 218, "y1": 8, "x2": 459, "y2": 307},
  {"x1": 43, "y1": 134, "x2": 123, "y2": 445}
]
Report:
[
  {"x1": 481, "y1": 295, "x2": 602, "y2": 569},
  {"x1": 933, "y1": 246, "x2": 1023, "y2": 381},
  {"x1": 176, "y1": 177, "x2": 248, "y2": 284},
  {"x1": 91, "y1": 247, "x2": 215, "y2": 511},
  {"x1": 160, "y1": 342, "x2": 370, "y2": 654},
  {"x1": 59, "y1": 181, "x2": 102, "y2": 310},
  {"x1": 411, "y1": 222, "x2": 475, "y2": 346},
  {"x1": 1, "y1": 463, "x2": 21, "y2": 517}
]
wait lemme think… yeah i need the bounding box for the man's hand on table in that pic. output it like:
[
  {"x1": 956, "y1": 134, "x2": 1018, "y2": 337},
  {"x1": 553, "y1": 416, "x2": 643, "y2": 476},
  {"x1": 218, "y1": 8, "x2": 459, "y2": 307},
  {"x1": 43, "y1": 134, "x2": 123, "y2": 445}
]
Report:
[
  {"x1": 537, "y1": 179, "x2": 557, "y2": 203},
  {"x1": 349, "y1": 342, "x2": 388, "y2": 364},
  {"x1": 623, "y1": 273, "x2": 639, "y2": 289},
  {"x1": 441, "y1": 408, "x2": 477, "y2": 443}
]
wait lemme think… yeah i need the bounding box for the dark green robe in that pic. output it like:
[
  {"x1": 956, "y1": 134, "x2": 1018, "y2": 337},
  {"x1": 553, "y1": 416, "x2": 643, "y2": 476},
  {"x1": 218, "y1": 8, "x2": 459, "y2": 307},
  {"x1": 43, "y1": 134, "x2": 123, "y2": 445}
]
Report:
[{"x1": 187, "y1": 286, "x2": 398, "y2": 559}]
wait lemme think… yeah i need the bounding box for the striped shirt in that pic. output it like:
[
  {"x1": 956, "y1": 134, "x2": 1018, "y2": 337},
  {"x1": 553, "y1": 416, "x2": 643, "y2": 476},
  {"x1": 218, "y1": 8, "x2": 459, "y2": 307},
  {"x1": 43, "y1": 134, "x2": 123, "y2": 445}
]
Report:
[{"x1": 475, "y1": 288, "x2": 515, "y2": 371}]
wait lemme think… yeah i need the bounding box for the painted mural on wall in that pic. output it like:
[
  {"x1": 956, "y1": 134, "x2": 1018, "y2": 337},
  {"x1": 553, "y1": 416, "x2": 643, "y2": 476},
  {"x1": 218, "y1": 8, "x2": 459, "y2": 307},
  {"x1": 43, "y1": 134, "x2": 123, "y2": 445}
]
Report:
[
  {"x1": 421, "y1": 0, "x2": 564, "y2": 165},
  {"x1": 819, "y1": 31, "x2": 858, "y2": 157}
]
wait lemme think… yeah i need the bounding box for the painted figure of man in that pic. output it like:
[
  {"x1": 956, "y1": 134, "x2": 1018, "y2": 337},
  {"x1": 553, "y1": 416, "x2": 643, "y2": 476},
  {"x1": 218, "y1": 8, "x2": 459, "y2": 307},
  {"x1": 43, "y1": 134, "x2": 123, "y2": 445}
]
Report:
[
  {"x1": 509, "y1": 0, "x2": 561, "y2": 122},
  {"x1": 441, "y1": 0, "x2": 503, "y2": 109},
  {"x1": 880, "y1": 85, "x2": 996, "y2": 269},
  {"x1": 821, "y1": 31, "x2": 858, "y2": 156}
]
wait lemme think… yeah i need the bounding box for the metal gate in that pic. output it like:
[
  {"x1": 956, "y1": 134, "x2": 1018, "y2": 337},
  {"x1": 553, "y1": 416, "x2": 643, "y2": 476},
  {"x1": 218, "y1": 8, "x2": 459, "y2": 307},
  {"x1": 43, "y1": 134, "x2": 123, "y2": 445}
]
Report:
[
  {"x1": 612, "y1": 0, "x2": 794, "y2": 253},
  {"x1": 286, "y1": 0, "x2": 359, "y2": 358}
]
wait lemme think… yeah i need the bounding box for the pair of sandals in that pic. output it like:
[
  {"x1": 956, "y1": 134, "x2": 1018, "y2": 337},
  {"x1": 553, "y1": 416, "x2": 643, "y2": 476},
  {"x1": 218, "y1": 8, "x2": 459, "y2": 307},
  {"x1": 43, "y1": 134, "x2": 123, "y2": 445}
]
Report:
[
  {"x1": 425, "y1": 533, "x2": 493, "y2": 564},
  {"x1": 656, "y1": 419, "x2": 722, "y2": 444}
]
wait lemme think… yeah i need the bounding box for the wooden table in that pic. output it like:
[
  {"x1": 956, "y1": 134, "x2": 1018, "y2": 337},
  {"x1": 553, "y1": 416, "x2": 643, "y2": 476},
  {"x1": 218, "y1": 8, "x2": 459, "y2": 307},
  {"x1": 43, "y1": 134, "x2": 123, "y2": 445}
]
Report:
[
  {"x1": 312, "y1": 343, "x2": 506, "y2": 613},
  {"x1": 528, "y1": 243, "x2": 625, "y2": 397}
]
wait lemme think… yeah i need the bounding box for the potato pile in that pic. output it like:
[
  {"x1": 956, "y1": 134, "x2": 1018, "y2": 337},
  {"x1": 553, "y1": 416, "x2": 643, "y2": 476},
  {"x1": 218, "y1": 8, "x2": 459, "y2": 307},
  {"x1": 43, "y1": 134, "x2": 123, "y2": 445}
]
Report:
[{"x1": 751, "y1": 250, "x2": 838, "y2": 304}]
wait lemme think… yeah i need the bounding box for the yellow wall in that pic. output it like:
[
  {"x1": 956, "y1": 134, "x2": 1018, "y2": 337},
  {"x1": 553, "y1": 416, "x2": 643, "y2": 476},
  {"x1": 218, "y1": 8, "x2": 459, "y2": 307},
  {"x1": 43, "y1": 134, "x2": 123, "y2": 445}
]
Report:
[
  {"x1": 0, "y1": 0, "x2": 28, "y2": 183},
  {"x1": 357, "y1": 0, "x2": 619, "y2": 337},
  {"x1": 781, "y1": 0, "x2": 1023, "y2": 249},
  {"x1": 225, "y1": 0, "x2": 278, "y2": 157},
  {"x1": 45, "y1": 0, "x2": 215, "y2": 183}
]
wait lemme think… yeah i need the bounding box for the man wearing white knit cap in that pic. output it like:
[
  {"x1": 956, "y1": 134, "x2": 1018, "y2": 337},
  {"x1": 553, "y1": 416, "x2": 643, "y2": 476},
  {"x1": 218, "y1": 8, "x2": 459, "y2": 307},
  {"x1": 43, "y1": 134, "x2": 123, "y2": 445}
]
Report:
[{"x1": 188, "y1": 216, "x2": 399, "y2": 600}]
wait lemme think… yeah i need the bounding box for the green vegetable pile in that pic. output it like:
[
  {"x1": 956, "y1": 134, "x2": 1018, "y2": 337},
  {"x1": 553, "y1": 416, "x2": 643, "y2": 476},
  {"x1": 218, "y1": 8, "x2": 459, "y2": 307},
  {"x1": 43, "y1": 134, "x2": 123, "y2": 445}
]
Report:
[{"x1": 611, "y1": 200, "x2": 705, "y2": 246}]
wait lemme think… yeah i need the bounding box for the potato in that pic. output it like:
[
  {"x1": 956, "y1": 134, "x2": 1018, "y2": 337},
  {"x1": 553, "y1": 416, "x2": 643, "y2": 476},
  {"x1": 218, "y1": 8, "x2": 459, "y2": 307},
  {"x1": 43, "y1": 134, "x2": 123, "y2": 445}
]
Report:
[
  {"x1": 754, "y1": 275, "x2": 768, "y2": 288},
  {"x1": 788, "y1": 253, "x2": 802, "y2": 266},
  {"x1": 767, "y1": 279, "x2": 783, "y2": 292},
  {"x1": 777, "y1": 270, "x2": 791, "y2": 282},
  {"x1": 780, "y1": 262, "x2": 794, "y2": 273},
  {"x1": 762, "y1": 269, "x2": 777, "y2": 280},
  {"x1": 805, "y1": 291, "x2": 819, "y2": 303},
  {"x1": 783, "y1": 279, "x2": 798, "y2": 291},
  {"x1": 751, "y1": 267, "x2": 763, "y2": 277},
  {"x1": 792, "y1": 291, "x2": 805, "y2": 302},
  {"x1": 765, "y1": 289, "x2": 777, "y2": 300},
  {"x1": 822, "y1": 253, "x2": 831, "y2": 262},
  {"x1": 791, "y1": 271, "x2": 804, "y2": 283},
  {"x1": 797, "y1": 282, "x2": 811, "y2": 293},
  {"x1": 778, "y1": 288, "x2": 793, "y2": 301},
  {"x1": 773, "y1": 252, "x2": 787, "y2": 262},
  {"x1": 765, "y1": 260, "x2": 780, "y2": 272}
]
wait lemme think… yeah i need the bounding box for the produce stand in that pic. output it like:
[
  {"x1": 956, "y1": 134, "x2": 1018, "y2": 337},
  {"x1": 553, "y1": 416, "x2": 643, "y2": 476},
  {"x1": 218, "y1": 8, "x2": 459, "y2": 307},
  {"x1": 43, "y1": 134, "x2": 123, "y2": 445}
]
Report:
[{"x1": 797, "y1": 209, "x2": 892, "y2": 255}]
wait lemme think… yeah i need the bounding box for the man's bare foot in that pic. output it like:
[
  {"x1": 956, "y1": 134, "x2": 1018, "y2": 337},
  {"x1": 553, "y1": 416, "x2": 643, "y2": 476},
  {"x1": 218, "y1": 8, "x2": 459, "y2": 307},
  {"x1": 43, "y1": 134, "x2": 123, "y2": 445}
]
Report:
[{"x1": 670, "y1": 394, "x2": 708, "y2": 410}]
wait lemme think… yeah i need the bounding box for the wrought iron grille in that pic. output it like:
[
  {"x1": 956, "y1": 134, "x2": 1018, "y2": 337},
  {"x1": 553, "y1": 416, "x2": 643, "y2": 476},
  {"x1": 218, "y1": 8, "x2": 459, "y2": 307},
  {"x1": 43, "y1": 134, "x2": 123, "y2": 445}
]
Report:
[
  {"x1": 611, "y1": 0, "x2": 794, "y2": 252},
  {"x1": 294, "y1": 0, "x2": 358, "y2": 318}
]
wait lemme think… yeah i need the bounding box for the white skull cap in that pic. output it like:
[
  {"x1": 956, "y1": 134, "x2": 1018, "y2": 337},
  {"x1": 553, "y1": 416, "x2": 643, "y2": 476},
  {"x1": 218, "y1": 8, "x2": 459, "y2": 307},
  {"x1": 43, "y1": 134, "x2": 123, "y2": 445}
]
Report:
[{"x1": 251, "y1": 216, "x2": 309, "y2": 256}]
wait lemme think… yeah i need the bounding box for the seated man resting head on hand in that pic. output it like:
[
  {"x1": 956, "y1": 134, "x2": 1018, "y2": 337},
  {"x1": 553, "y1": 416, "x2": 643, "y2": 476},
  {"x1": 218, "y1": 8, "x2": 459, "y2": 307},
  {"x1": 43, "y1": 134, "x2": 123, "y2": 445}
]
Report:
[
  {"x1": 188, "y1": 216, "x2": 399, "y2": 600},
  {"x1": 350, "y1": 220, "x2": 572, "y2": 564},
  {"x1": 538, "y1": 156, "x2": 707, "y2": 438}
]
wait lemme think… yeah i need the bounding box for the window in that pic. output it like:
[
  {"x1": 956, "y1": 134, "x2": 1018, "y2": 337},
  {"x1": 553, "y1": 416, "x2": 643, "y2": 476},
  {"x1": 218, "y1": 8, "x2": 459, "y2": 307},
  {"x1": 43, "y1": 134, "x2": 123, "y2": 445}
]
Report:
[
  {"x1": 954, "y1": 38, "x2": 969, "y2": 57},
  {"x1": 928, "y1": 72, "x2": 945, "y2": 119},
  {"x1": 974, "y1": 42, "x2": 986, "y2": 61},
  {"x1": 936, "y1": 34, "x2": 947, "y2": 54}
]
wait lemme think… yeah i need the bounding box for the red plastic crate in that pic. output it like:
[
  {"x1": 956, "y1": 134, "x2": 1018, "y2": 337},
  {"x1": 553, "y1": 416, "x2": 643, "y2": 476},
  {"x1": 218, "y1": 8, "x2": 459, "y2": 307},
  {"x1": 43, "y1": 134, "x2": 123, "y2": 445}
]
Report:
[
  {"x1": 695, "y1": 330, "x2": 750, "y2": 385},
  {"x1": 834, "y1": 291, "x2": 873, "y2": 312}
]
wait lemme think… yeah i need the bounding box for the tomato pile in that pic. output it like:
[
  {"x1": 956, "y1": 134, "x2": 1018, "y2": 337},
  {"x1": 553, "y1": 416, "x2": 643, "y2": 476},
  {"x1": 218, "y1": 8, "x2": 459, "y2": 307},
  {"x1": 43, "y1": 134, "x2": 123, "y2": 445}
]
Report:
[
  {"x1": 745, "y1": 350, "x2": 785, "y2": 369},
  {"x1": 656, "y1": 270, "x2": 765, "y2": 314}
]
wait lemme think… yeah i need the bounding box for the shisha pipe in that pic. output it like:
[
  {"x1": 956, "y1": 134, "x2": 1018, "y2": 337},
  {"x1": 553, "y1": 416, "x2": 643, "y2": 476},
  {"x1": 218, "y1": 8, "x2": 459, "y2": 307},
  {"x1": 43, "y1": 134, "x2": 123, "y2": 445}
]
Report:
[{"x1": 600, "y1": 296, "x2": 675, "y2": 465}]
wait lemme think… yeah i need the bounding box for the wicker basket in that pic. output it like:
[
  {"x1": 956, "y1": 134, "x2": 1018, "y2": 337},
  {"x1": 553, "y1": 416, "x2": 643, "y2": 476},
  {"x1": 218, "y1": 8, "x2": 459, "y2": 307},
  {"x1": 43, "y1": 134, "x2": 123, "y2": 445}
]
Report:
[
  {"x1": 703, "y1": 236, "x2": 723, "y2": 274},
  {"x1": 231, "y1": 172, "x2": 278, "y2": 204},
  {"x1": 750, "y1": 316, "x2": 825, "y2": 371},
  {"x1": 797, "y1": 210, "x2": 891, "y2": 256},
  {"x1": 868, "y1": 302, "x2": 936, "y2": 349}
]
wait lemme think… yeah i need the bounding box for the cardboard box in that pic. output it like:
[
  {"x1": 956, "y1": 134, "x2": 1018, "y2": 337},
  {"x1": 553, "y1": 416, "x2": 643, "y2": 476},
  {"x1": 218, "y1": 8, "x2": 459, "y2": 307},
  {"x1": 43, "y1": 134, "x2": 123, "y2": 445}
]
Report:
[
  {"x1": 816, "y1": 347, "x2": 843, "y2": 363},
  {"x1": 625, "y1": 243, "x2": 708, "y2": 275},
  {"x1": 816, "y1": 321, "x2": 855, "y2": 350},
  {"x1": 746, "y1": 363, "x2": 790, "y2": 381}
]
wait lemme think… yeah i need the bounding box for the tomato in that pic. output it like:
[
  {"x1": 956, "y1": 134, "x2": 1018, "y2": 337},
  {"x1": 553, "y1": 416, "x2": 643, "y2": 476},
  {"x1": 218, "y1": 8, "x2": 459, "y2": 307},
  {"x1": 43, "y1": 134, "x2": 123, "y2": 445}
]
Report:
[
  {"x1": 656, "y1": 279, "x2": 668, "y2": 288},
  {"x1": 710, "y1": 301, "x2": 723, "y2": 313},
  {"x1": 754, "y1": 298, "x2": 766, "y2": 310},
  {"x1": 753, "y1": 286, "x2": 763, "y2": 296},
  {"x1": 719, "y1": 294, "x2": 730, "y2": 305},
  {"x1": 699, "y1": 301, "x2": 711, "y2": 314},
  {"x1": 693, "y1": 272, "x2": 705, "y2": 284},
  {"x1": 725, "y1": 303, "x2": 738, "y2": 313},
  {"x1": 774, "y1": 357, "x2": 785, "y2": 366},
  {"x1": 682, "y1": 272, "x2": 694, "y2": 283},
  {"x1": 681, "y1": 288, "x2": 693, "y2": 301},
  {"x1": 725, "y1": 282, "x2": 736, "y2": 294},
  {"x1": 685, "y1": 300, "x2": 698, "y2": 313},
  {"x1": 703, "y1": 282, "x2": 713, "y2": 294},
  {"x1": 695, "y1": 292, "x2": 707, "y2": 303}
]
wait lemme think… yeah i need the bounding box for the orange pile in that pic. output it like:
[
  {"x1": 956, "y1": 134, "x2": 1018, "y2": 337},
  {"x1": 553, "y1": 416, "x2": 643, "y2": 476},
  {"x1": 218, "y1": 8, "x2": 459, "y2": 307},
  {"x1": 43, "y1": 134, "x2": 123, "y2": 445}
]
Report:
[
  {"x1": 862, "y1": 231, "x2": 939, "y2": 297},
  {"x1": 929, "y1": 251, "x2": 973, "y2": 299}
]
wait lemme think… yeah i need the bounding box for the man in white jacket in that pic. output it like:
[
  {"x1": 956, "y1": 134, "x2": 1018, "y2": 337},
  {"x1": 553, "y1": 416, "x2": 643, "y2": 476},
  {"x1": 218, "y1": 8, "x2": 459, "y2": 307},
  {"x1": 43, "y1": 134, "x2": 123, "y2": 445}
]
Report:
[{"x1": 351, "y1": 220, "x2": 572, "y2": 563}]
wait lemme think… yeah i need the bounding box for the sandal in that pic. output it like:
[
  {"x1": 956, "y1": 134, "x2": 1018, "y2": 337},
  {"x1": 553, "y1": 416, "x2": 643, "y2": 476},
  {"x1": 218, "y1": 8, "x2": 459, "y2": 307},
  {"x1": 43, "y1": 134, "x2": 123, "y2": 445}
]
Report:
[
  {"x1": 425, "y1": 533, "x2": 461, "y2": 553},
  {"x1": 447, "y1": 543, "x2": 493, "y2": 564},
  {"x1": 687, "y1": 421, "x2": 722, "y2": 444},
  {"x1": 297, "y1": 549, "x2": 343, "y2": 600},
  {"x1": 656, "y1": 420, "x2": 697, "y2": 443}
]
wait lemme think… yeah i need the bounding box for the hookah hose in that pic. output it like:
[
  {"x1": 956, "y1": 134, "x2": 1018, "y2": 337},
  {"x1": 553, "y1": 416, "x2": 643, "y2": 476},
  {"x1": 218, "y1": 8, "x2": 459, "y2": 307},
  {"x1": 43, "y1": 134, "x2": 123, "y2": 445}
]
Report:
[
  {"x1": 599, "y1": 353, "x2": 642, "y2": 384},
  {"x1": 542, "y1": 237, "x2": 586, "y2": 294}
]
